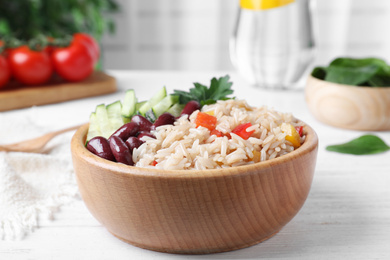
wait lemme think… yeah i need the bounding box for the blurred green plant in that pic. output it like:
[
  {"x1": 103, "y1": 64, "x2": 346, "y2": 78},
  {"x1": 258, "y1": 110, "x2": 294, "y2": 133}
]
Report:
[{"x1": 0, "y1": 0, "x2": 119, "y2": 41}]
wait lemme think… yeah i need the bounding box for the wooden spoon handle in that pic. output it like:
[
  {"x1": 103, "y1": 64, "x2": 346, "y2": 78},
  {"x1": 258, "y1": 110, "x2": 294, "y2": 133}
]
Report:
[
  {"x1": 0, "y1": 124, "x2": 85, "y2": 153},
  {"x1": 48, "y1": 124, "x2": 84, "y2": 137}
]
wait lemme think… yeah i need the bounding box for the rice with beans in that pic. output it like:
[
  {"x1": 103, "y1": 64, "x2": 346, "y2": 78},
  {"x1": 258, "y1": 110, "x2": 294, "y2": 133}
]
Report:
[{"x1": 133, "y1": 99, "x2": 305, "y2": 170}]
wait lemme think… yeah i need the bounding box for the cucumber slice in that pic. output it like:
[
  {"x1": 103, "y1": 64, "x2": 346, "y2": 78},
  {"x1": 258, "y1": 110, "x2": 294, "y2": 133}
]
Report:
[
  {"x1": 121, "y1": 101, "x2": 147, "y2": 123},
  {"x1": 107, "y1": 100, "x2": 124, "y2": 132},
  {"x1": 138, "y1": 86, "x2": 167, "y2": 115},
  {"x1": 121, "y1": 89, "x2": 137, "y2": 118},
  {"x1": 152, "y1": 95, "x2": 179, "y2": 117},
  {"x1": 122, "y1": 116, "x2": 131, "y2": 124},
  {"x1": 145, "y1": 109, "x2": 157, "y2": 122},
  {"x1": 86, "y1": 112, "x2": 101, "y2": 142},
  {"x1": 167, "y1": 103, "x2": 185, "y2": 117},
  {"x1": 95, "y1": 104, "x2": 111, "y2": 139},
  {"x1": 148, "y1": 86, "x2": 167, "y2": 106},
  {"x1": 135, "y1": 101, "x2": 147, "y2": 111}
]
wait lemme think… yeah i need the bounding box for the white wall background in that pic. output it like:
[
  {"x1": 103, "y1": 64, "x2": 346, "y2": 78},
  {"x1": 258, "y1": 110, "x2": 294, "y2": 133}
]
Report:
[{"x1": 101, "y1": 0, "x2": 390, "y2": 71}]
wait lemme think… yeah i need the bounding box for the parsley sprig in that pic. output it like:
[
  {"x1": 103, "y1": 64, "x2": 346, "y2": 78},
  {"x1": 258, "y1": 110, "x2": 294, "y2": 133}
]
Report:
[{"x1": 174, "y1": 75, "x2": 234, "y2": 107}]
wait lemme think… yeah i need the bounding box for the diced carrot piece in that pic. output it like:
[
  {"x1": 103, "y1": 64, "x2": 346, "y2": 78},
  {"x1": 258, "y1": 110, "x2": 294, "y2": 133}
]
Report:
[
  {"x1": 231, "y1": 123, "x2": 255, "y2": 140},
  {"x1": 195, "y1": 112, "x2": 217, "y2": 131},
  {"x1": 151, "y1": 160, "x2": 158, "y2": 166},
  {"x1": 281, "y1": 123, "x2": 301, "y2": 148}
]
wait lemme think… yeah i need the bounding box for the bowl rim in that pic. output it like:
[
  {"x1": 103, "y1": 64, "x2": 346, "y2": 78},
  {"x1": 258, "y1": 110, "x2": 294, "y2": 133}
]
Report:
[
  {"x1": 307, "y1": 74, "x2": 390, "y2": 90},
  {"x1": 71, "y1": 122, "x2": 318, "y2": 179}
]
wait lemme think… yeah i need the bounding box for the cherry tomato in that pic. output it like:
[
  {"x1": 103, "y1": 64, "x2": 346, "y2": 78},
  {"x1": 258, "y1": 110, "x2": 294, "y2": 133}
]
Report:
[
  {"x1": 73, "y1": 33, "x2": 100, "y2": 63},
  {"x1": 8, "y1": 46, "x2": 53, "y2": 85},
  {"x1": 0, "y1": 55, "x2": 11, "y2": 88},
  {"x1": 52, "y1": 39, "x2": 94, "y2": 82}
]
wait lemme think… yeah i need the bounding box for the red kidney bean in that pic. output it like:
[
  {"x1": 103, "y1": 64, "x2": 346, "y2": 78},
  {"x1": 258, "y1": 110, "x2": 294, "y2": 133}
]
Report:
[
  {"x1": 109, "y1": 122, "x2": 139, "y2": 141},
  {"x1": 153, "y1": 112, "x2": 175, "y2": 129},
  {"x1": 180, "y1": 100, "x2": 201, "y2": 117},
  {"x1": 109, "y1": 136, "x2": 134, "y2": 165},
  {"x1": 125, "y1": 136, "x2": 144, "y2": 153},
  {"x1": 87, "y1": 136, "x2": 115, "y2": 162},
  {"x1": 137, "y1": 131, "x2": 155, "y2": 140},
  {"x1": 131, "y1": 115, "x2": 153, "y2": 132}
]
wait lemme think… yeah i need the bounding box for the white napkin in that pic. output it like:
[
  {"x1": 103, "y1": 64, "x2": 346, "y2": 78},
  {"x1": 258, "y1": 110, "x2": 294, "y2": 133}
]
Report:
[{"x1": 0, "y1": 121, "x2": 79, "y2": 240}]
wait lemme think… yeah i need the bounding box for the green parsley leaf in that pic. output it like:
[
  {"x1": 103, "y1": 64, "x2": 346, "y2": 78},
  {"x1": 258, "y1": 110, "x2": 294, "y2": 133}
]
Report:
[
  {"x1": 174, "y1": 75, "x2": 234, "y2": 107},
  {"x1": 326, "y1": 134, "x2": 390, "y2": 155}
]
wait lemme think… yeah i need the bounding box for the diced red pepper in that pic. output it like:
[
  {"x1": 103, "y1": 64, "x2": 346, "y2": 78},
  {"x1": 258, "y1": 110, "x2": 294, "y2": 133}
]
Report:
[
  {"x1": 195, "y1": 112, "x2": 217, "y2": 131},
  {"x1": 295, "y1": 126, "x2": 303, "y2": 137},
  {"x1": 210, "y1": 129, "x2": 223, "y2": 137},
  {"x1": 231, "y1": 123, "x2": 255, "y2": 140},
  {"x1": 151, "y1": 160, "x2": 158, "y2": 166}
]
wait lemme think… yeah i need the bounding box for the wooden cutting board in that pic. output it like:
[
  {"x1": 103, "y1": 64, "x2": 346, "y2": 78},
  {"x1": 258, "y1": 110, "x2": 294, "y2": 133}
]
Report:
[{"x1": 0, "y1": 71, "x2": 117, "y2": 112}]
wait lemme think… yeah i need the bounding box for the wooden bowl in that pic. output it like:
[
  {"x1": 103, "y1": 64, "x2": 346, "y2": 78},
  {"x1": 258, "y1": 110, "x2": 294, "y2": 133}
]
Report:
[
  {"x1": 305, "y1": 75, "x2": 390, "y2": 131},
  {"x1": 71, "y1": 124, "x2": 318, "y2": 254}
]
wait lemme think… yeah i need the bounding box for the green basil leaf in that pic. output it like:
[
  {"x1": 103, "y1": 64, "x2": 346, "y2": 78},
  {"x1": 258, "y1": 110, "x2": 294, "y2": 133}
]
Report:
[
  {"x1": 367, "y1": 65, "x2": 390, "y2": 86},
  {"x1": 326, "y1": 135, "x2": 390, "y2": 155},
  {"x1": 325, "y1": 64, "x2": 380, "y2": 86},
  {"x1": 311, "y1": 66, "x2": 327, "y2": 80},
  {"x1": 368, "y1": 74, "x2": 390, "y2": 87},
  {"x1": 329, "y1": 57, "x2": 390, "y2": 71},
  {"x1": 316, "y1": 57, "x2": 390, "y2": 86}
]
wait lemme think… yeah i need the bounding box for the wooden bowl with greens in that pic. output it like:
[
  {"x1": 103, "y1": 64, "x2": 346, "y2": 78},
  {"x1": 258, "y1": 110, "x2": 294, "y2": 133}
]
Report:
[{"x1": 305, "y1": 57, "x2": 390, "y2": 131}]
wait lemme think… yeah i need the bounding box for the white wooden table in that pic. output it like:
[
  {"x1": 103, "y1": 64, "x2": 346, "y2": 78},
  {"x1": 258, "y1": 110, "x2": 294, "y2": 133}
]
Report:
[{"x1": 1, "y1": 71, "x2": 390, "y2": 259}]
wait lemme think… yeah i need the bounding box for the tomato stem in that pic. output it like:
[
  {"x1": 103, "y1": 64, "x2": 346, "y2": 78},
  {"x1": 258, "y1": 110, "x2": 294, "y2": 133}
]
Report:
[
  {"x1": 1, "y1": 35, "x2": 73, "y2": 52},
  {"x1": 28, "y1": 34, "x2": 49, "y2": 51},
  {"x1": 50, "y1": 35, "x2": 73, "y2": 48},
  {"x1": 3, "y1": 37, "x2": 24, "y2": 49}
]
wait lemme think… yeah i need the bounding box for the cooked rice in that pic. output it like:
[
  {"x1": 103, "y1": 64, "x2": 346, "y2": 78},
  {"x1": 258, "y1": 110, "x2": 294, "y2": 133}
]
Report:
[{"x1": 133, "y1": 99, "x2": 305, "y2": 170}]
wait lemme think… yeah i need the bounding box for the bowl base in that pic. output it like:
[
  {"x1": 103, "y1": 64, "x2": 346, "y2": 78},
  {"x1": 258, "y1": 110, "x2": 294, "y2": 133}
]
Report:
[{"x1": 108, "y1": 229, "x2": 281, "y2": 255}]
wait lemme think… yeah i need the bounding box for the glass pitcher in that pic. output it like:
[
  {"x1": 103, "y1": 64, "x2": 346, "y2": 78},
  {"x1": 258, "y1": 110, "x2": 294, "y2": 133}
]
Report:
[{"x1": 230, "y1": 0, "x2": 316, "y2": 89}]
